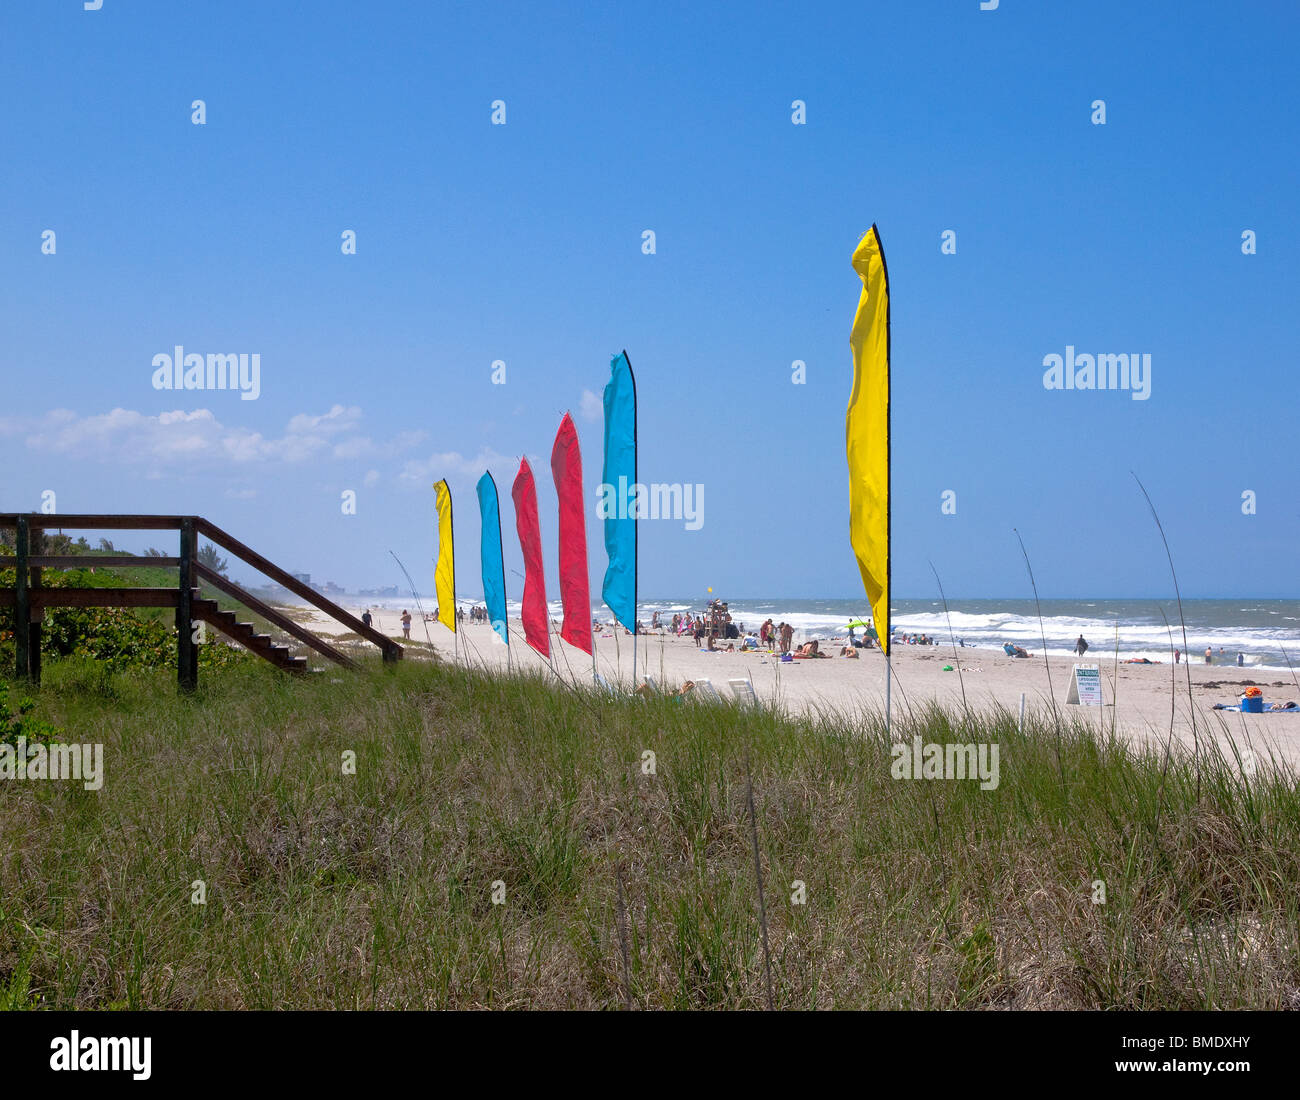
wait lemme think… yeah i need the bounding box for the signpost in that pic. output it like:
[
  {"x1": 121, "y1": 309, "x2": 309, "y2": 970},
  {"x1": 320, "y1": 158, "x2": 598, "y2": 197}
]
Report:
[{"x1": 1065, "y1": 664, "x2": 1103, "y2": 705}]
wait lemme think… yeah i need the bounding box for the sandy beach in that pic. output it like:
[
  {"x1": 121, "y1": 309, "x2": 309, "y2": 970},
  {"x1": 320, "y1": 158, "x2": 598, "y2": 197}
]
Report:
[{"x1": 294, "y1": 611, "x2": 1300, "y2": 770}]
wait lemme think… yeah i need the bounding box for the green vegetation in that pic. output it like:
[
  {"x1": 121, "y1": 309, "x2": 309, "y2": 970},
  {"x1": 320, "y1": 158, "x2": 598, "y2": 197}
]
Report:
[
  {"x1": 0, "y1": 567, "x2": 252, "y2": 675},
  {"x1": 0, "y1": 536, "x2": 266, "y2": 672},
  {"x1": 1, "y1": 655, "x2": 1297, "y2": 1009}
]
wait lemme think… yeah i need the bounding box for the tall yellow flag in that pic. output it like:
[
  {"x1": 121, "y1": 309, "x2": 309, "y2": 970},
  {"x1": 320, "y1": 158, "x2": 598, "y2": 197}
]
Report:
[
  {"x1": 434, "y1": 479, "x2": 456, "y2": 632},
  {"x1": 847, "y1": 225, "x2": 890, "y2": 655}
]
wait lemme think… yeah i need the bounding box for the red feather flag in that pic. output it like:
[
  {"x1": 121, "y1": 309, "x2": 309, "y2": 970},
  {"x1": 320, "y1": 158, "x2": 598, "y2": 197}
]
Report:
[
  {"x1": 550, "y1": 412, "x2": 593, "y2": 655},
  {"x1": 512, "y1": 457, "x2": 550, "y2": 659}
]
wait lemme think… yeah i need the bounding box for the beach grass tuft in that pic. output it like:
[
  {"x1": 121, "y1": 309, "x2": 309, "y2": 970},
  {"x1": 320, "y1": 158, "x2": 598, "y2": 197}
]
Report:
[{"x1": 2, "y1": 657, "x2": 1298, "y2": 1009}]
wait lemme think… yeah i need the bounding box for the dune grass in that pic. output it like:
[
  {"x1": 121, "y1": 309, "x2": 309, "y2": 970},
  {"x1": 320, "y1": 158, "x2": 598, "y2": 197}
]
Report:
[{"x1": 1, "y1": 655, "x2": 1298, "y2": 1010}]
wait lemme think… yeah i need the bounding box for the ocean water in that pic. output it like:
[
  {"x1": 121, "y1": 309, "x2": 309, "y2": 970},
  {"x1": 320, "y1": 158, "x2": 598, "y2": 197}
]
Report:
[
  {"x1": 313, "y1": 592, "x2": 1300, "y2": 672},
  {"x1": 643, "y1": 598, "x2": 1300, "y2": 671}
]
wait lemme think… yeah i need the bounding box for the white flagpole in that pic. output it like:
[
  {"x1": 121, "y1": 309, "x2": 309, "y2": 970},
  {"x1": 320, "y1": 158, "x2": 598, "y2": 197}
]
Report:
[{"x1": 886, "y1": 649, "x2": 892, "y2": 738}]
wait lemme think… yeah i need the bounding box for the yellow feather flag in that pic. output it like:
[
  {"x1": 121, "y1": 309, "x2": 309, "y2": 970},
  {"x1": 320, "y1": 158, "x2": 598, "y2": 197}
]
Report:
[
  {"x1": 847, "y1": 225, "x2": 890, "y2": 655},
  {"x1": 434, "y1": 479, "x2": 456, "y2": 633}
]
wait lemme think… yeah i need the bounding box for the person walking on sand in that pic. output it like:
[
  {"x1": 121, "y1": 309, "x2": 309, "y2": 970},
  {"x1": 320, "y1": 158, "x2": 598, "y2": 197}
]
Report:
[
  {"x1": 1075, "y1": 634, "x2": 1089, "y2": 656},
  {"x1": 361, "y1": 609, "x2": 373, "y2": 629},
  {"x1": 401, "y1": 609, "x2": 412, "y2": 639},
  {"x1": 1174, "y1": 649, "x2": 1180, "y2": 664}
]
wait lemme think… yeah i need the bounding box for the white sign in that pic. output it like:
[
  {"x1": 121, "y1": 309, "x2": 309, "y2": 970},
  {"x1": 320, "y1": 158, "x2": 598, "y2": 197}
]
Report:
[{"x1": 1066, "y1": 664, "x2": 1103, "y2": 705}]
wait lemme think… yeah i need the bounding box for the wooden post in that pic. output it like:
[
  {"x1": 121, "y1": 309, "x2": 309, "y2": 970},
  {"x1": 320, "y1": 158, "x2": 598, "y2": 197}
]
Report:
[
  {"x1": 29, "y1": 565, "x2": 42, "y2": 687},
  {"x1": 177, "y1": 518, "x2": 198, "y2": 692},
  {"x1": 14, "y1": 515, "x2": 30, "y2": 681}
]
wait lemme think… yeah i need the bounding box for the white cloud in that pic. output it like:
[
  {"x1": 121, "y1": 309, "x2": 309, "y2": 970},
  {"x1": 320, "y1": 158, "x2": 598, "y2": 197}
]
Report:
[
  {"x1": 285, "y1": 405, "x2": 361, "y2": 436},
  {"x1": 398, "y1": 447, "x2": 516, "y2": 487},
  {"x1": 579, "y1": 389, "x2": 602, "y2": 422},
  {"x1": 3, "y1": 405, "x2": 422, "y2": 470}
]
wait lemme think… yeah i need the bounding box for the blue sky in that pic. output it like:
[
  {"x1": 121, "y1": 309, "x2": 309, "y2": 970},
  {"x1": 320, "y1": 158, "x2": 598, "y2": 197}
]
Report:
[{"x1": 2, "y1": 0, "x2": 1296, "y2": 600}]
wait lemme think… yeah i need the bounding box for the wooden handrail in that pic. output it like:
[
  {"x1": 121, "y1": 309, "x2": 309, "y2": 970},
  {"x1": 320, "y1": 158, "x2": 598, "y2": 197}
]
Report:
[
  {"x1": 0, "y1": 588, "x2": 181, "y2": 608},
  {"x1": 0, "y1": 514, "x2": 184, "y2": 531},
  {"x1": 0, "y1": 555, "x2": 180, "y2": 569}
]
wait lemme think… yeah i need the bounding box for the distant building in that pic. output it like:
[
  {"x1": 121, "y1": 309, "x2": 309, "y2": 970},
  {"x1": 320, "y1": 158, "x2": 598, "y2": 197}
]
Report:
[{"x1": 291, "y1": 572, "x2": 311, "y2": 585}]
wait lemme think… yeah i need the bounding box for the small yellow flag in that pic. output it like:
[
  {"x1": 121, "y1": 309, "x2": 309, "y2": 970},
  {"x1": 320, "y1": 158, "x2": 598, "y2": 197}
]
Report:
[
  {"x1": 434, "y1": 479, "x2": 456, "y2": 633},
  {"x1": 847, "y1": 225, "x2": 890, "y2": 655}
]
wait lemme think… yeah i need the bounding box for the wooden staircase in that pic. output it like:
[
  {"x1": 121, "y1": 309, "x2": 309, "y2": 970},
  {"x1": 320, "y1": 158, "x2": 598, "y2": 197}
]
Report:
[
  {"x1": 2, "y1": 512, "x2": 402, "y2": 690},
  {"x1": 192, "y1": 596, "x2": 307, "y2": 674}
]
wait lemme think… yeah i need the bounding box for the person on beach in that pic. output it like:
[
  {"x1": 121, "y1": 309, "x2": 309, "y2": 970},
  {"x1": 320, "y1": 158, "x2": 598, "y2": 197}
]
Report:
[
  {"x1": 1237, "y1": 652, "x2": 1245, "y2": 667},
  {"x1": 1174, "y1": 649, "x2": 1180, "y2": 664},
  {"x1": 693, "y1": 617, "x2": 704, "y2": 648},
  {"x1": 780, "y1": 622, "x2": 794, "y2": 655},
  {"x1": 1075, "y1": 635, "x2": 1089, "y2": 656},
  {"x1": 400, "y1": 610, "x2": 412, "y2": 639},
  {"x1": 361, "y1": 609, "x2": 372, "y2": 629},
  {"x1": 1205, "y1": 647, "x2": 1213, "y2": 664}
]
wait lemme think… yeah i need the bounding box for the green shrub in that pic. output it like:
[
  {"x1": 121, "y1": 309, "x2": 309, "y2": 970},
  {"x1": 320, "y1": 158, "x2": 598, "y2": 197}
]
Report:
[{"x1": 0, "y1": 679, "x2": 63, "y2": 746}]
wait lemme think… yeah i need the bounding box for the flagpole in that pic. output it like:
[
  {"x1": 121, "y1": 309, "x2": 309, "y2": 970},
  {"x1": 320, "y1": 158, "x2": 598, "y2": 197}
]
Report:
[
  {"x1": 452, "y1": 487, "x2": 458, "y2": 666},
  {"x1": 885, "y1": 228, "x2": 892, "y2": 741},
  {"x1": 886, "y1": 650, "x2": 892, "y2": 737},
  {"x1": 629, "y1": 349, "x2": 639, "y2": 690}
]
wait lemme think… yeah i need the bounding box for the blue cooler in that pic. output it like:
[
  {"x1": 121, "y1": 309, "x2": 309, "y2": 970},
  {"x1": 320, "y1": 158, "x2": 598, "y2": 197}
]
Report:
[{"x1": 1241, "y1": 695, "x2": 1264, "y2": 713}]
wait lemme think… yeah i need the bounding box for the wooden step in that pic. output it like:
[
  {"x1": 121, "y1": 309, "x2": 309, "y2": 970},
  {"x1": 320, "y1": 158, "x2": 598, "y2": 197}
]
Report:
[{"x1": 195, "y1": 608, "x2": 307, "y2": 674}]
